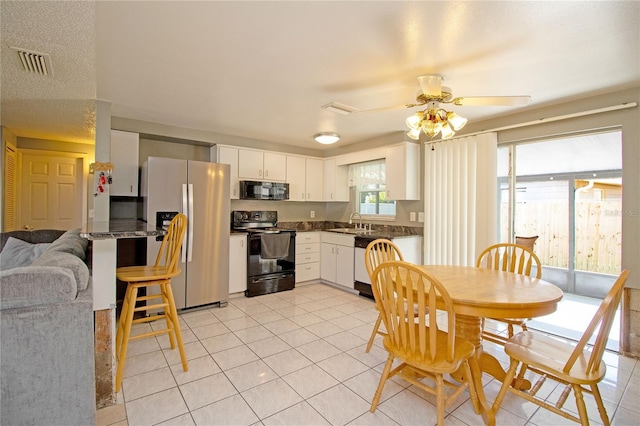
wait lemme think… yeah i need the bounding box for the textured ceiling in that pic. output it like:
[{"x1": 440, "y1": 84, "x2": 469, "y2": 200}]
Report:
[{"x1": 1, "y1": 1, "x2": 639, "y2": 149}]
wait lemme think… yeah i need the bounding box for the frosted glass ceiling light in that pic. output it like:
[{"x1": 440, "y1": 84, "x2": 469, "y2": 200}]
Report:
[
  {"x1": 446, "y1": 111, "x2": 468, "y2": 131},
  {"x1": 440, "y1": 122, "x2": 455, "y2": 139},
  {"x1": 314, "y1": 132, "x2": 340, "y2": 144},
  {"x1": 406, "y1": 111, "x2": 423, "y2": 129}
]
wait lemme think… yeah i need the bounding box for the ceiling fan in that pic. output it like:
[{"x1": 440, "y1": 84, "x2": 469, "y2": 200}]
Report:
[{"x1": 323, "y1": 74, "x2": 532, "y2": 140}]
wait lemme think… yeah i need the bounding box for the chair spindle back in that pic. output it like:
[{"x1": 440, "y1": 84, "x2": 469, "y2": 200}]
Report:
[
  {"x1": 371, "y1": 261, "x2": 457, "y2": 363},
  {"x1": 476, "y1": 243, "x2": 542, "y2": 278},
  {"x1": 564, "y1": 269, "x2": 630, "y2": 375},
  {"x1": 154, "y1": 213, "x2": 188, "y2": 275},
  {"x1": 365, "y1": 238, "x2": 404, "y2": 279}
]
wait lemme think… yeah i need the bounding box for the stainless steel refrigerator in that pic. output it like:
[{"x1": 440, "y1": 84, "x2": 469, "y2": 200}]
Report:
[{"x1": 142, "y1": 157, "x2": 230, "y2": 310}]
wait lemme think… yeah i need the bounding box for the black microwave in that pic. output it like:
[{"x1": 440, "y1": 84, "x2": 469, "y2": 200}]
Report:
[{"x1": 239, "y1": 181, "x2": 289, "y2": 200}]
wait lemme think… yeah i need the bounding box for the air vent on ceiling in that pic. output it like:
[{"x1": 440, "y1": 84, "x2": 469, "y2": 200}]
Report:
[
  {"x1": 10, "y1": 46, "x2": 53, "y2": 76},
  {"x1": 322, "y1": 102, "x2": 358, "y2": 115}
]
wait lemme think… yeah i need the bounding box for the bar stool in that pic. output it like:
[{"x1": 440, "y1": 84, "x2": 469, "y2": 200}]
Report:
[{"x1": 114, "y1": 213, "x2": 189, "y2": 392}]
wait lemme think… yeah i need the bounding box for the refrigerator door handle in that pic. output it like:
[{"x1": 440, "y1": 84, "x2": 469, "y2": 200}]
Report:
[
  {"x1": 187, "y1": 183, "x2": 194, "y2": 262},
  {"x1": 181, "y1": 183, "x2": 188, "y2": 263}
]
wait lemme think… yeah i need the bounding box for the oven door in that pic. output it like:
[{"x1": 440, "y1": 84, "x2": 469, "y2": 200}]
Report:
[{"x1": 247, "y1": 232, "x2": 296, "y2": 277}]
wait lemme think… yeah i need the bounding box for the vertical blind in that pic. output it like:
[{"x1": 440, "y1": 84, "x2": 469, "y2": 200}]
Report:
[{"x1": 423, "y1": 132, "x2": 498, "y2": 266}]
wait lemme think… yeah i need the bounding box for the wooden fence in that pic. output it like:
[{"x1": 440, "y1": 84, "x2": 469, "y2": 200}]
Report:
[{"x1": 501, "y1": 201, "x2": 622, "y2": 274}]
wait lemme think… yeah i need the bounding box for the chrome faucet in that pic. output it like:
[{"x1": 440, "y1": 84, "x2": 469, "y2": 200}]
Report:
[{"x1": 348, "y1": 211, "x2": 362, "y2": 229}]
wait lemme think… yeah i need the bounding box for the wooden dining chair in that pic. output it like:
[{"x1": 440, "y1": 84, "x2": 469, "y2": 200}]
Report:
[
  {"x1": 476, "y1": 243, "x2": 542, "y2": 344},
  {"x1": 492, "y1": 269, "x2": 630, "y2": 426},
  {"x1": 364, "y1": 238, "x2": 404, "y2": 353},
  {"x1": 369, "y1": 260, "x2": 480, "y2": 426},
  {"x1": 114, "y1": 213, "x2": 189, "y2": 393}
]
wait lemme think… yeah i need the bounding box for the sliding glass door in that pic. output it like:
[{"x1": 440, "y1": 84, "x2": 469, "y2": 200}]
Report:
[{"x1": 497, "y1": 131, "x2": 622, "y2": 298}]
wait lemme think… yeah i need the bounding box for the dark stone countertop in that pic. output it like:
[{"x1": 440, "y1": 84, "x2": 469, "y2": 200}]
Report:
[
  {"x1": 276, "y1": 221, "x2": 422, "y2": 240},
  {"x1": 80, "y1": 220, "x2": 166, "y2": 240}
]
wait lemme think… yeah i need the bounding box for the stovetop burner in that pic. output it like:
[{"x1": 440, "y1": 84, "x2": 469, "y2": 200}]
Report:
[{"x1": 232, "y1": 210, "x2": 278, "y2": 230}]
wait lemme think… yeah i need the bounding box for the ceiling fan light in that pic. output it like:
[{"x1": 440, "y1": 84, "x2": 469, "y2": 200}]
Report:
[
  {"x1": 446, "y1": 111, "x2": 467, "y2": 131},
  {"x1": 440, "y1": 123, "x2": 455, "y2": 139},
  {"x1": 407, "y1": 128, "x2": 421, "y2": 140},
  {"x1": 314, "y1": 132, "x2": 340, "y2": 144},
  {"x1": 406, "y1": 112, "x2": 423, "y2": 129},
  {"x1": 422, "y1": 119, "x2": 441, "y2": 138}
]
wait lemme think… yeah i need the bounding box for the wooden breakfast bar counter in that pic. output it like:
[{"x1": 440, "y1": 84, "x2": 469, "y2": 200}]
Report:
[{"x1": 81, "y1": 219, "x2": 165, "y2": 407}]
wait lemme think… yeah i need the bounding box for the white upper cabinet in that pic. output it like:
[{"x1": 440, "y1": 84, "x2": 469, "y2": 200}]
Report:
[
  {"x1": 286, "y1": 156, "x2": 306, "y2": 201},
  {"x1": 216, "y1": 145, "x2": 239, "y2": 199},
  {"x1": 305, "y1": 158, "x2": 323, "y2": 201},
  {"x1": 238, "y1": 149, "x2": 286, "y2": 181},
  {"x1": 385, "y1": 142, "x2": 420, "y2": 200},
  {"x1": 110, "y1": 130, "x2": 139, "y2": 196},
  {"x1": 286, "y1": 156, "x2": 323, "y2": 202},
  {"x1": 264, "y1": 152, "x2": 287, "y2": 181},
  {"x1": 323, "y1": 158, "x2": 349, "y2": 202}
]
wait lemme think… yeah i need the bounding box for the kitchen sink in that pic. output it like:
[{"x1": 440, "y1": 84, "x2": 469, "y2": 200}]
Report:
[{"x1": 327, "y1": 227, "x2": 373, "y2": 235}]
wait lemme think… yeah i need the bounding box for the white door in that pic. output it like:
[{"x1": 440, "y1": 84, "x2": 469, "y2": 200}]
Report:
[{"x1": 20, "y1": 153, "x2": 83, "y2": 230}]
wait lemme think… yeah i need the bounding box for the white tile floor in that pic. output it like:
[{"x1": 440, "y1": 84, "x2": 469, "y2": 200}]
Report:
[{"x1": 97, "y1": 282, "x2": 640, "y2": 426}]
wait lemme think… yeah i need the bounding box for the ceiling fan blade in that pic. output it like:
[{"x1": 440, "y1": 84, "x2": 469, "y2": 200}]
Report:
[
  {"x1": 417, "y1": 75, "x2": 442, "y2": 96},
  {"x1": 323, "y1": 100, "x2": 421, "y2": 115},
  {"x1": 453, "y1": 96, "x2": 532, "y2": 106},
  {"x1": 351, "y1": 103, "x2": 413, "y2": 114}
]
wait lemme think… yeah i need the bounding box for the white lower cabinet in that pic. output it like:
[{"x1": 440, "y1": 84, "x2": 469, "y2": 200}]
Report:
[
  {"x1": 296, "y1": 232, "x2": 320, "y2": 283},
  {"x1": 320, "y1": 232, "x2": 355, "y2": 289},
  {"x1": 229, "y1": 234, "x2": 247, "y2": 294}
]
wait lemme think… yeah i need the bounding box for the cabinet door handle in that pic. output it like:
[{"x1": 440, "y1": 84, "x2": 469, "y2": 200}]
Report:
[{"x1": 259, "y1": 169, "x2": 263, "y2": 177}]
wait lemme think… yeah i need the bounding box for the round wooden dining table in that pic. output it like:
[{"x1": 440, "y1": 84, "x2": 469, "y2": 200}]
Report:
[{"x1": 418, "y1": 265, "x2": 563, "y2": 425}]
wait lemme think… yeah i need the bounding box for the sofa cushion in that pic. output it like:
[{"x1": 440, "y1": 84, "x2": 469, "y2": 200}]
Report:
[
  {"x1": 45, "y1": 228, "x2": 88, "y2": 260},
  {"x1": 0, "y1": 229, "x2": 65, "y2": 252},
  {"x1": 32, "y1": 251, "x2": 90, "y2": 292},
  {"x1": 0, "y1": 266, "x2": 78, "y2": 310},
  {"x1": 0, "y1": 237, "x2": 51, "y2": 270}
]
